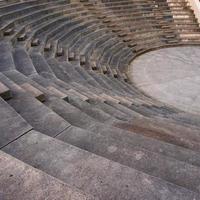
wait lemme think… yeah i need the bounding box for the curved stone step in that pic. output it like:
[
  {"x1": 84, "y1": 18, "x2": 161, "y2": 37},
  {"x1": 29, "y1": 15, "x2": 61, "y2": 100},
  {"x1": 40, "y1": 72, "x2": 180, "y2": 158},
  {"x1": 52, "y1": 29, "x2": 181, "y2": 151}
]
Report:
[
  {"x1": 0, "y1": 41, "x2": 15, "y2": 72},
  {"x1": 0, "y1": 96, "x2": 32, "y2": 148},
  {"x1": 0, "y1": 72, "x2": 70, "y2": 137},
  {"x1": 12, "y1": 47, "x2": 37, "y2": 76},
  {"x1": 0, "y1": 150, "x2": 94, "y2": 200},
  {"x1": 44, "y1": 96, "x2": 200, "y2": 167},
  {"x1": 3, "y1": 130, "x2": 200, "y2": 200},
  {"x1": 55, "y1": 125, "x2": 200, "y2": 193}
]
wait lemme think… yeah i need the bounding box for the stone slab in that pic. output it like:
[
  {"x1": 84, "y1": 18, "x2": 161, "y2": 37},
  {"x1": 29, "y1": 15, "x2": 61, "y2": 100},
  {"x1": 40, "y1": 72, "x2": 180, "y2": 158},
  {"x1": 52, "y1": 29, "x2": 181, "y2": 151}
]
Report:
[
  {"x1": 56, "y1": 125, "x2": 200, "y2": 193},
  {"x1": 67, "y1": 89, "x2": 89, "y2": 102},
  {"x1": 0, "y1": 73, "x2": 70, "y2": 137},
  {"x1": 0, "y1": 41, "x2": 15, "y2": 72},
  {"x1": 129, "y1": 46, "x2": 200, "y2": 115},
  {"x1": 0, "y1": 97, "x2": 32, "y2": 148},
  {"x1": 100, "y1": 93, "x2": 120, "y2": 104},
  {"x1": 0, "y1": 150, "x2": 93, "y2": 200},
  {"x1": 3, "y1": 131, "x2": 200, "y2": 200},
  {"x1": 20, "y1": 83, "x2": 45, "y2": 102},
  {"x1": 47, "y1": 86, "x2": 68, "y2": 100}
]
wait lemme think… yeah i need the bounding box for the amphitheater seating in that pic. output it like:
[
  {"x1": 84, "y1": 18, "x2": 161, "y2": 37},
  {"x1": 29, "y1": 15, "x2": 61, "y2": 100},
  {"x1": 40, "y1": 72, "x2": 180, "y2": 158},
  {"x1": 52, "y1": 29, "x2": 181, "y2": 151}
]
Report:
[
  {"x1": 0, "y1": 150, "x2": 93, "y2": 200},
  {"x1": 20, "y1": 82, "x2": 46, "y2": 102},
  {"x1": 0, "y1": 0, "x2": 200, "y2": 199}
]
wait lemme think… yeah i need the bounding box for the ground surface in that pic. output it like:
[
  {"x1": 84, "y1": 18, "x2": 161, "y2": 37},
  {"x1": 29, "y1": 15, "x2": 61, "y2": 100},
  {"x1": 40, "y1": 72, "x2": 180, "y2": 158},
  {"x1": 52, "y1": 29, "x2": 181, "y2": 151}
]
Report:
[{"x1": 130, "y1": 46, "x2": 200, "y2": 114}]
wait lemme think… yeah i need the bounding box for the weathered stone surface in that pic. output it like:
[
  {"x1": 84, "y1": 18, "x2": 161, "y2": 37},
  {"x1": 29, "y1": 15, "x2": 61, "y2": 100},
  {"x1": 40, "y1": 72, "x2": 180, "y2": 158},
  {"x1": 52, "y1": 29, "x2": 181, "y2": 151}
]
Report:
[
  {"x1": 0, "y1": 150, "x2": 94, "y2": 200},
  {"x1": 45, "y1": 96, "x2": 200, "y2": 168},
  {"x1": 130, "y1": 46, "x2": 200, "y2": 115},
  {"x1": 66, "y1": 89, "x2": 89, "y2": 102},
  {"x1": 0, "y1": 41, "x2": 15, "y2": 72},
  {"x1": 20, "y1": 82, "x2": 45, "y2": 102},
  {"x1": 55, "y1": 125, "x2": 200, "y2": 193},
  {"x1": 13, "y1": 47, "x2": 37, "y2": 76},
  {"x1": 100, "y1": 93, "x2": 120, "y2": 104},
  {"x1": 3, "y1": 131, "x2": 200, "y2": 200},
  {"x1": 47, "y1": 86, "x2": 68, "y2": 100},
  {"x1": 0, "y1": 1, "x2": 200, "y2": 199},
  {"x1": 0, "y1": 73, "x2": 70, "y2": 137},
  {"x1": 0, "y1": 97, "x2": 32, "y2": 148}
]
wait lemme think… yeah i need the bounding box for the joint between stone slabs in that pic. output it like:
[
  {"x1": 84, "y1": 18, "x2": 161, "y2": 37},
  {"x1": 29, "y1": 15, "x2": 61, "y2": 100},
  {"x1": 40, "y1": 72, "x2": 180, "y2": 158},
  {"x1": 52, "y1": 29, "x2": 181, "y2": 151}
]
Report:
[
  {"x1": 53, "y1": 124, "x2": 72, "y2": 138},
  {"x1": 0, "y1": 128, "x2": 33, "y2": 150}
]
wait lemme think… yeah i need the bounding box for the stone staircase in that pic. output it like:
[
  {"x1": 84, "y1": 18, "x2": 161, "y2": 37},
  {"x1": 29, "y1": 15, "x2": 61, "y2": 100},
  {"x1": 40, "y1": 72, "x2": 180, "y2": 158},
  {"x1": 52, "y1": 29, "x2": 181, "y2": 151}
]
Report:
[{"x1": 0, "y1": 0, "x2": 200, "y2": 199}]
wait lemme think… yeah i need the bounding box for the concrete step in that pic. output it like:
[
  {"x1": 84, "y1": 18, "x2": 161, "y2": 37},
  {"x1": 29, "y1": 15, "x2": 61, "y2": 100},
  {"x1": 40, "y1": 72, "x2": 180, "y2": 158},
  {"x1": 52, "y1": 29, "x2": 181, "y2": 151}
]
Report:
[
  {"x1": 55, "y1": 125, "x2": 200, "y2": 193},
  {"x1": 74, "y1": 66, "x2": 102, "y2": 88},
  {"x1": 0, "y1": 41, "x2": 15, "y2": 72},
  {"x1": 20, "y1": 82, "x2": 46, "y2": 102},
  {"x1": 91, "y1": 100, "x2": 131, "y2": 121},
  {"x1": 3, "y1": 130, "x2": 200, "y2": 200},
  {"x1": 0, "y1": 95, "x2": 32, "y2": 148},
  {"x1": 12, "y1": 47, "x2": 37, "y2": 76},
  {"x1": 67, "y1": 96, "x2": 117, "y2": 123},
  {"x1": 66, "y1": 88, "x2": 89, "y2": 102},
  {"x1": 0, "y1": 72, "x2": 70, "y2": 137},
  {"x1": 87, "y1": 71, "x2": 113, "y2": 90},
  {"x1": 0, "y1": 150, "x2": 94, "y2": 200},
  {"x1": 113, "y1": 117, "x2": 200, "y2": 152},
  {"x1": 47, "y1": 58, "x2": 87, "y2": 83},
  {"x1": 30, "y1": 53, "x2": 56, "y2": 78},
  {"x1": 46, "y1": 85, "x2": 68, "y2": 100},
  {"x1": 100, "y1": 93, "x2": 120, "y2": 104},
  {"x1": 44, "y1": 97, "x2": 200, "y2": 167},
  {"x1": 3, "y1": 69, "x2": 70, "y2": 102}
]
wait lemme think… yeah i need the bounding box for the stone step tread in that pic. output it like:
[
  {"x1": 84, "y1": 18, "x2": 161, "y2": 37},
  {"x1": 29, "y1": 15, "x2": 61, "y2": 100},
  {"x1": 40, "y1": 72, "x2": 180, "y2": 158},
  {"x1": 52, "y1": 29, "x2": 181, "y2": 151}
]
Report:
[
  {"x1": 74, "y1": 67, "x2": 102, "y2": 88},
  {"x1": 0, "y1": 95, "x2": 32, "y2": 148},
  {"x1": 0, "y1": 72, "x2": 70, "y2": 137},
  {"x1": 0, "y1": 150, "x2": 94, "y2": 200},
  {"x1": 47, "y1": 86, "x2": 68, "y2": 100},
  {"x1": 3, "y1": 130, "x2": 200, "y2": 200},
  {"x1": 100, "y1": 93, "x2": 120, "y2": 104},
  {"x1": 91, "y1": 100, "x2": 131, "y2": 121},
  {"x1": 20, "y1": 82, "x2": 45, "y2": 102},
  {"x1": 114, "y1": 95, "x2": 134, "y2": 106},
  {"x1": 55, "y1": 125, "x2": 200, "y2": 193},
  {"x1": 30, "y1": 53, "x2": 56, "y2": 78},
  {"x1": 12, "y1": 47, "x2": 37, "y2": 76},
  {"x1": 67, "y1": 96, "x2": 116, "y2": 123},
  {"x1": 0, "y1": 41, "x2": 15, "y2": 72},
  {"x1": 66, "y1": 88, "x2": 89, "y2": 102},
  {"x1": 46, "y1": 97, "x2": 200, "y2": 168}
]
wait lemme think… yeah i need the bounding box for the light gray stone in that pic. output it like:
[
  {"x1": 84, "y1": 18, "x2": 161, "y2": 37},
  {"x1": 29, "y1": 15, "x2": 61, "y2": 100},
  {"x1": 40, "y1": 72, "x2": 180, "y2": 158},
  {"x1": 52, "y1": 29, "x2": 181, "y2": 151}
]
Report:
[
  {"x1": 3, "y1": 131, "x2": 200, "y2": 200},
  {"x1": 0, "y1": 150, "x2": 94, "y2": 200},
  {"x1": 129, "y1": 46, "x2": 200, "y2": 115}
]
